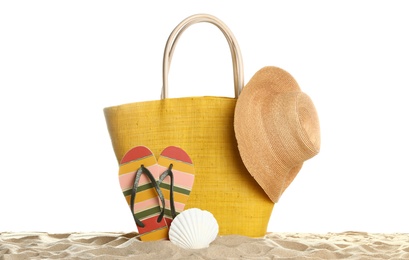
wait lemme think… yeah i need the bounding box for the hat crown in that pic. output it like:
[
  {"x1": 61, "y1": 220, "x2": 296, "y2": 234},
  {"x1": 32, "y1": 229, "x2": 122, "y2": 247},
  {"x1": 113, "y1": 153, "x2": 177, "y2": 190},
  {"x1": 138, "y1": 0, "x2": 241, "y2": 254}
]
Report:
[
  {"x1": 262, "y1": 92, "x2": 320, "y2": 171},
  {"x1": 297, "y1": 93, "x2": 321, "y2": 154}
]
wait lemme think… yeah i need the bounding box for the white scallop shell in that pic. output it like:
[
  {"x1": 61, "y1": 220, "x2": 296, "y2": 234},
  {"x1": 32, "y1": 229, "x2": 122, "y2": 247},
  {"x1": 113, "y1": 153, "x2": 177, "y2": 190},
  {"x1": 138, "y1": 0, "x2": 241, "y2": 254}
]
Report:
[{"x1": 169, "y1": 208, "x2": 219, "y2": 249}]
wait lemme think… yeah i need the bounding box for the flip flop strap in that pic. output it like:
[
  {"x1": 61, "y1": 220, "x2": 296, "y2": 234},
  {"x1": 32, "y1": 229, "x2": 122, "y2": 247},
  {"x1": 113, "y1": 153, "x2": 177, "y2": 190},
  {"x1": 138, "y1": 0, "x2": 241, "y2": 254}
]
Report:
[
  {"x1": 130, "y1": 165, "x2": 166, "y2": 227},
  {"x1": 158, "y1": 164, "x2": 176, "y2": 220}
]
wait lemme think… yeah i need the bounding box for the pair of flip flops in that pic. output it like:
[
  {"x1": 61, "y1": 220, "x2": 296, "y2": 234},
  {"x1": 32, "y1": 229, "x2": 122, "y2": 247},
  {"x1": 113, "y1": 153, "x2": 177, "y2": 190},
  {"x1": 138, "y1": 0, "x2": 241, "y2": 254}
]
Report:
[{"x1": 118, "y1": 146, "x2": 195, "y2": 241}]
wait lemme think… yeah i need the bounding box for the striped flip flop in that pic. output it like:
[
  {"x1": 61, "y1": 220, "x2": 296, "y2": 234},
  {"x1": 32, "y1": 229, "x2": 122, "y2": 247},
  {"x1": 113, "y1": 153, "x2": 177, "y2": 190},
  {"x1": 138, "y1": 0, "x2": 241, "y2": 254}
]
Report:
[
  {"x1": 118, "y1": 146, "x2": 168, "y2": 241},
  {"x1": 157, "y1": 146, "x2": 195, "y2": 227}
]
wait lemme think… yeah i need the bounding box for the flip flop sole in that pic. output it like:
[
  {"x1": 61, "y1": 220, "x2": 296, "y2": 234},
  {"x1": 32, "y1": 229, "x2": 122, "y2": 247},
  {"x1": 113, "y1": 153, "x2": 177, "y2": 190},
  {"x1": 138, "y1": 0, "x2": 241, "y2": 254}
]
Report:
[
  {"x1": 157, "y1": 146, "x2": 195, "y2": 227},
  {"x1": 119, "y1": 146, "x2": 168, "y2": 241}
]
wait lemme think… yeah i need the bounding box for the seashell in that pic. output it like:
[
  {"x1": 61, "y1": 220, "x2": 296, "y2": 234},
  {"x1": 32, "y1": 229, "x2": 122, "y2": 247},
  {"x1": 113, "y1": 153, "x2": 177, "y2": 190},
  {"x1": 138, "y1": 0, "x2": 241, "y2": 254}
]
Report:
[{"x1": 169, "y1": 208, "x2": 219, "y2": 249}]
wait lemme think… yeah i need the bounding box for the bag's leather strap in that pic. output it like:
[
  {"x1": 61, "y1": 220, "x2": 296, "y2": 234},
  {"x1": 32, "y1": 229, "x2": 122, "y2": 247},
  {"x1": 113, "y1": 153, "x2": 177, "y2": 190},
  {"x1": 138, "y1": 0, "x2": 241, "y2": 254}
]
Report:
[{"x1": 161, "y1": 13, "x2": 244, "y2": 99}]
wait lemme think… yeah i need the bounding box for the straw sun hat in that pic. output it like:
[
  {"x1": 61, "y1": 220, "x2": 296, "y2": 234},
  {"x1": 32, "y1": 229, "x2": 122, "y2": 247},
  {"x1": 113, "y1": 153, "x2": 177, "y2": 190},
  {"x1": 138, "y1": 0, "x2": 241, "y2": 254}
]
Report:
[{"x1": 234, "y1": 66, "x2": 321, "y2": 203}]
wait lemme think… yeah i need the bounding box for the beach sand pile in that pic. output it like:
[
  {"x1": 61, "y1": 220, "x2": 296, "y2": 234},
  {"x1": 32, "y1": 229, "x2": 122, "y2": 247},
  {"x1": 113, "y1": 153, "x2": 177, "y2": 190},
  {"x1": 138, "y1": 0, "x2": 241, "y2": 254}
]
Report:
[{"x1": 1, "y1": 231, "x2": 408, "y2": 259}]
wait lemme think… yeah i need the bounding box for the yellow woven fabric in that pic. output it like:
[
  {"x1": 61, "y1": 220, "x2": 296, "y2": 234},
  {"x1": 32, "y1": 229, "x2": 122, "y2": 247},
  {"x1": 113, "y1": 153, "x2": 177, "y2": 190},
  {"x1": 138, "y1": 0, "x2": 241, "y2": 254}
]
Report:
[{"x1": 104, "y1": 96, "x2": 274, "y2": 237}]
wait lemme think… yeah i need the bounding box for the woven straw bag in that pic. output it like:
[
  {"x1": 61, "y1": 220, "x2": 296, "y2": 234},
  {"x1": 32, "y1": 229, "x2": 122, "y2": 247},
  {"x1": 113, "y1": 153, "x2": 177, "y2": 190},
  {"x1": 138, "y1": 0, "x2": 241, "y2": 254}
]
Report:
[{"x1": 104, "y1": 14, "x2": 274, "y2": 237}]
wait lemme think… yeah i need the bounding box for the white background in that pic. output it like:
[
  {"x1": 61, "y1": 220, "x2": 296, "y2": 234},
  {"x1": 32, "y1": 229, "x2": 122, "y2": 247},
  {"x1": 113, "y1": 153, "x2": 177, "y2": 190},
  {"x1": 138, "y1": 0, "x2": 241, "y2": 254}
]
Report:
[{"x1": 1, "y1": 1, "x2": 408, "y2": 234}]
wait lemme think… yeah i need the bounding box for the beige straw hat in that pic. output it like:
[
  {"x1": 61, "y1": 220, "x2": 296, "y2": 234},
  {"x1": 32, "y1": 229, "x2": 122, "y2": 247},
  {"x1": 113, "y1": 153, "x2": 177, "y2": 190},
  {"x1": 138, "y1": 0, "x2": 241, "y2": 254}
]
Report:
[{"x1": 234, "y1": 66, "x2": 321, "y2": 203}]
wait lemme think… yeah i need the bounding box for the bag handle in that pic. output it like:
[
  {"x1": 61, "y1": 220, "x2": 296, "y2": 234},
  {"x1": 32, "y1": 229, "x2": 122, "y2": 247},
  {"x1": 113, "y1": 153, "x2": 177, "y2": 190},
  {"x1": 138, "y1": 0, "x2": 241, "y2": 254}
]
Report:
[{"x1": 161, "y1": 13, "x2": 244, "y2": 99}]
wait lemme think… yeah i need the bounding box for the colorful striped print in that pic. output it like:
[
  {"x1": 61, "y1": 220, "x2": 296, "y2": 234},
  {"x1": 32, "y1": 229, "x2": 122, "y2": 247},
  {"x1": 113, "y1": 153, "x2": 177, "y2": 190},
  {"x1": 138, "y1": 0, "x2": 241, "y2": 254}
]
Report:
[
  {"x1": 157, "y1": 146, "x2": 195, "y2": 227},
  {"x1": 118, "y1": 146, "x2": 168, "y2": 241}
]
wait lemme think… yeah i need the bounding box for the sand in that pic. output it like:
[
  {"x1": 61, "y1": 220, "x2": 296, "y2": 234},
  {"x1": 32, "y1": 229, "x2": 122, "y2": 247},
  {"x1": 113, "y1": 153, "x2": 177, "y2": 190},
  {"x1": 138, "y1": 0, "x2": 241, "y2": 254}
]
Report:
[{"x1": 1, "y1": 231, "x2": 408, "y2": 259}]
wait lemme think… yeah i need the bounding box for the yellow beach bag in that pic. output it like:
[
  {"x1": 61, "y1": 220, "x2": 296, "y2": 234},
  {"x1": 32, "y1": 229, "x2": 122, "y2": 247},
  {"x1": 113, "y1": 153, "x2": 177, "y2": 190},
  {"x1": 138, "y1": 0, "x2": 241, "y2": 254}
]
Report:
[{"x1": 104, "y1": 14, "x2": 274, "y2": 237}]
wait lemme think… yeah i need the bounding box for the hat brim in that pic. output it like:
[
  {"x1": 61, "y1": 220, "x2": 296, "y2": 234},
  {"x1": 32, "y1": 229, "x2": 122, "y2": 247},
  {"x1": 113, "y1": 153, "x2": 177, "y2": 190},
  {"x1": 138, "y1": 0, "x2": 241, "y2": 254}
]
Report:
[{"x1": 234, "y1": 66, "x2": 303, "y2": 203}]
